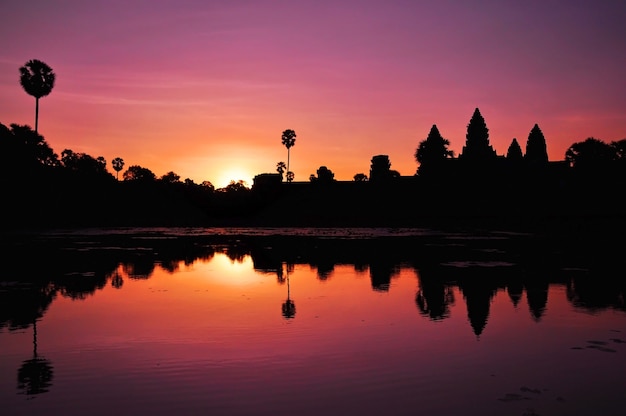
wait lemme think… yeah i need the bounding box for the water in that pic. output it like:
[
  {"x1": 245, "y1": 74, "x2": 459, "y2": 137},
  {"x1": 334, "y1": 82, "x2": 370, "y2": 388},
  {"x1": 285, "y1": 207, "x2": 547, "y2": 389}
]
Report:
[{"x1": 1, "y1": 227, "x2": 625, "y2": 416}]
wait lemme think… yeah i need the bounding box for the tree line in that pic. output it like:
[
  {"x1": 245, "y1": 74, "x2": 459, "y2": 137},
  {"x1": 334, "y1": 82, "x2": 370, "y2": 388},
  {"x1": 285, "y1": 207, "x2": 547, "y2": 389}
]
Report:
[
  {"x1": 3, "y1": 109, "x2": 625, "y2": 229},
  {"x1": 5, "y1": 58, "x2": 626, "y2": 229}
]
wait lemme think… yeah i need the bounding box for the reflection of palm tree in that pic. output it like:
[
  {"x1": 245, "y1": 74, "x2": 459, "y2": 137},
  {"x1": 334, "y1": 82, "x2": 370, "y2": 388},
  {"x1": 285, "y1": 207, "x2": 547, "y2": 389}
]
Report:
[
  {"x1": 281, "y1": 265, "x2": 296, "y2": 319},
  {"x1": 17, "y1": 320, "x2": 54, "y2": 398},
  {"x1": 19, "y1": 59, "x2": 56, "y2": 134}
]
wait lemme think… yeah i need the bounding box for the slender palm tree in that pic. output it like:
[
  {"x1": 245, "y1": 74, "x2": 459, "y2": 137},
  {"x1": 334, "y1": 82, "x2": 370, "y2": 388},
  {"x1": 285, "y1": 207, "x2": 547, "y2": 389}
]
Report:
[
  {"x1": 111, "y1": 157, "x2": 125, "y2": 180},
  {"x1": 19, "y1": 59, "x2": 56, "y2": 134},
  {"x1": 281, "y1": 129, "x2": 296, "y2": 181}
]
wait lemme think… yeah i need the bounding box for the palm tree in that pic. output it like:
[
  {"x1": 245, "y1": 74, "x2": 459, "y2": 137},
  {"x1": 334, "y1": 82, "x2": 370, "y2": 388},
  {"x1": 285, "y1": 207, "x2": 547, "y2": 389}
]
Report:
[
  {"x1": 111, "y1": 157, "x2": 125, "y2": 180},
  {"x1": 281, "y1": 129, "x2": 296, "y2": 182},
  {"x1": 276, "y1": 161, "x2": 286, "y2": 176},
  {"x1": 19, "y1": 59, "x2": 56, "y2": 134}
]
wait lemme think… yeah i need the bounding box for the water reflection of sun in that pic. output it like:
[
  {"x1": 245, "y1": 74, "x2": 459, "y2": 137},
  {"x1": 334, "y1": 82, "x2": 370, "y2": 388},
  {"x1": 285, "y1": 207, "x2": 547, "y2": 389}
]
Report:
[{"x1": 199, "y1": 253, "x2": 261, "y2": 286}]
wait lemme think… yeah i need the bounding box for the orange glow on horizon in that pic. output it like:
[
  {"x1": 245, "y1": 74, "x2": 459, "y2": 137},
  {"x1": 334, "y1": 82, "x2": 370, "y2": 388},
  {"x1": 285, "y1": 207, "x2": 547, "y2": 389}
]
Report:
[{"x1": 1, "y1": 2, "x2": 623, "y2": 185}]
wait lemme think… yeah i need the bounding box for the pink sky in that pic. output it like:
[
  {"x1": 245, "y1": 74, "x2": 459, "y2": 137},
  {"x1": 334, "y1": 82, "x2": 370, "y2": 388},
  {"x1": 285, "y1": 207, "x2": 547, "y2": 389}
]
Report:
[{"x1": 1, "y1": 0, "x2": 625, "y2": 187}]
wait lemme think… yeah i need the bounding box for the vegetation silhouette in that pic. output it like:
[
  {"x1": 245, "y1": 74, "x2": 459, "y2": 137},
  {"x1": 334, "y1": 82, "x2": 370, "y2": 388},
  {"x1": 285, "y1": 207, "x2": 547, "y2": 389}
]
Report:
[
  {"x1": 111, "y1": 157, "x2": 125, "y2": 180},
  {"x1": 310, "y1": 165, "x2": 336, "y2": 183},
  {"x1": 353, "y1": 172, "x2": 368, "y2": 182},
  {"x1": 415, "y1": 124, "x2": 454, "y2": 177},
  {"x1": 2, "y1": 105, "x2": 626, "y2": 230},
  {"x1": 19, "y1": 59, "x2": 55, "y2": 134},
  {"x1": 276, "y1": 161, "x2": 286, "y2": 177},
  {"x1": 281, "y1": 129, "x2": 296, "y2": 182}
]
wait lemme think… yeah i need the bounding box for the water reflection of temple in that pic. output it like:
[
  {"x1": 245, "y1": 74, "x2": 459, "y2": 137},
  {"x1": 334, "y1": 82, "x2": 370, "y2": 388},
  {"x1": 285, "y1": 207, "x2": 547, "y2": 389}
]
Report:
[
  {"x1": 415, "y1": 267, "x2": 455, "y2": 321},
  {"x1": 2, "y1": 233, "x2": 625, "y2": 338},
  {"x1": 414, "y1": 265, "x2": 562, "y2": 336}
]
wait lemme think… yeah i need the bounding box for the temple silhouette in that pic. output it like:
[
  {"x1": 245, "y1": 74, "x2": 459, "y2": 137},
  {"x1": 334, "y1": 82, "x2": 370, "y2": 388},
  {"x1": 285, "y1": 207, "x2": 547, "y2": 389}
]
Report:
[{"x1": 2, "y1": 107, "x2": 625, "y2": 229}]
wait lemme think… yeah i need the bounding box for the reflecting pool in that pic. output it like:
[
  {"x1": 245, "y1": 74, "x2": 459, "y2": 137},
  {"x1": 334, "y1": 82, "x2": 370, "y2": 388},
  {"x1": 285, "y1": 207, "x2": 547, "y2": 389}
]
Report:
[{"x1": 1, "y1": 228, "x2": 625, "y2": 416}]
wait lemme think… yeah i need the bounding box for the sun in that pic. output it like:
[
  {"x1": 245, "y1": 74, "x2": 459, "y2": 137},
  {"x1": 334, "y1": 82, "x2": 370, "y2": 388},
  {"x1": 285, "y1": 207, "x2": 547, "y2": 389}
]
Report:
[{"x1": 215, "y1": 168, "x2": 254, "y2": 189}]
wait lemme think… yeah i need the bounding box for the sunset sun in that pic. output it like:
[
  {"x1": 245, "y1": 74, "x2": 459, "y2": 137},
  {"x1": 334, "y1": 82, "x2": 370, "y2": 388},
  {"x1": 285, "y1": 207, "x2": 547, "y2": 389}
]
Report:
[{"x1": 215, "y1": 168, "x2": 254, "y2": 189}]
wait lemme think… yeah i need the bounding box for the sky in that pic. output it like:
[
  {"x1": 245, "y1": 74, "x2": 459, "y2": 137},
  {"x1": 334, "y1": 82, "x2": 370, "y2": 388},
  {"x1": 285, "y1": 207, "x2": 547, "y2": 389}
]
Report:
[{"x1": 1, "y1": 0, "x2": 625, "y2": 187}]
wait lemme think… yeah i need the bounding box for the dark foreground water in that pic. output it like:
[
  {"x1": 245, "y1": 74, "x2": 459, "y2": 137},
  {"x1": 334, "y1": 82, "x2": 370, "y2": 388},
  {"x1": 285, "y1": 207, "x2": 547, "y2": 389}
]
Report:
[{"x1": 1, "y1": 227, "x2": 625, "y2": 416}]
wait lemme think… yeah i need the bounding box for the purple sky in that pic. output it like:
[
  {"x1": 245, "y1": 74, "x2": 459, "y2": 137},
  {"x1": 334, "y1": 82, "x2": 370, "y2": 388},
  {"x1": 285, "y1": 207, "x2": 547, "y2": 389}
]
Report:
[{"x1": 1, "y1": 0, "x2": 625, "y2": 186}]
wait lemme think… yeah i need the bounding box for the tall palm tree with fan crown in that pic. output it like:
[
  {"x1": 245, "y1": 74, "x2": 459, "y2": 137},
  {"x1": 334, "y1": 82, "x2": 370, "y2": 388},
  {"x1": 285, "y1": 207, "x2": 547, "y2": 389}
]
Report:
[
  {"x1": 281, "y1": 129, "x2": 296, "y2": 182},
  {"x1": 112, "y1": 157, "x2": 125, "y2": 180},
  {"x1": 19, "y1": 59, "x2": 56, "y2": 134}
]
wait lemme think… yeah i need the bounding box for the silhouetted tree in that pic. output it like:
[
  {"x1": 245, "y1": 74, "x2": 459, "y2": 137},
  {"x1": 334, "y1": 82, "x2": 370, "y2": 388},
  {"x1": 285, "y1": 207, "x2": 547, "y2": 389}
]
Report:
[
  {"x1": 111, "y1": 157, "x2": 124, "y2": 180},
  {"x1": 281, "y1": 129, "x2": 296, "y2": 181},
  {"x1": 415, "y1": 124, "x2": 453, "y2": 176},
  {"x1": 276, "y1": 161, "x2": 286, "y2": 176},
  {"x1": 60, "y1": 149, "x2": 110, "y2": 178},
  {"x1": 611, "y1": 139, "x2": 626, "y2": 180},
  {"x1": 353, "y1": 173, "x2": 368, "y2": 182},
  {"x1": 0, "y1": 122, "x2": 9, "y2": 139},
  {"x1": 286, "y1": 171, "x2": 294, "y2": 182},
  {"x1": 201, "y1": 180, "x2": 215, "y2": 192},
  {"x1": 611, "y1": 139, "x2": 626, "y2": 161},
  {"x1": 218, "y1": 180, "x2": 250, "y2": 194},
  {"x1": 460, "y1": 108, "x2": 496, "y2": 162},
  {"x1": 565, "y1": 137, "x2": 614, "y2": 172},
  {"x1": 123, "y1": 165, "x2": 156, "y2": 182},
  {"x1": 160, "y1": 171, "x2": 181, "y2": 184},
  {"x1": 311, "y1": 166, "x2": 335, "y2": 183},
  {"x1": 525, "y1": 124, "x2": 548, "y2": 165},
  {"x1": 1, "y1": 123, "x2": 58, "y2": 173},
  {"x1": 506, "y1": 138, "x2": 523, "y2": 162},
  {"x1": 19, "y1": 59, "x2": 55, "y2": 134}
]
